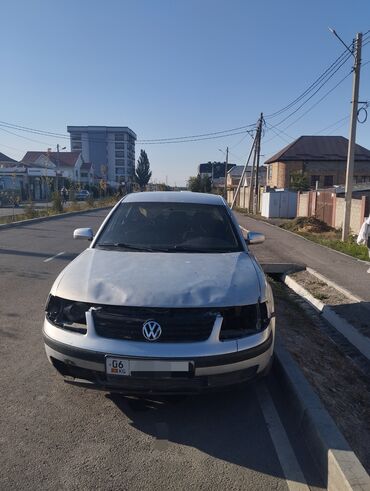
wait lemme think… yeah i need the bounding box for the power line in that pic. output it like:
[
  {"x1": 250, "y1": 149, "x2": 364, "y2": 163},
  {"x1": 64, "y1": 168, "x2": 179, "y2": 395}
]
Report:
[
  {"x1": 262, "y1": 69, "x2": 352, "y2": 146},
  {"x1": 270, "y1": 53, "x2": 352, "y2": 128},
  {"x1": 0, "y1": 121, "x2": 257, "y2": 147},
  {"x1": 282, "y1": 69, "x2": 352, "y2": 131},
  {"x1": 264, "y1": 123, "x2": 292, "y2": 144},
  {"x1": 0, "y1": 126, "x2": 51, "y2": 146},
  {"x1": 138, "y1": 129, "x2": 252, "y2": 144},
  {"x1": 0, "y1": 45, "x2": 360, "y2": 145},
  {"x1": 314, "y1": 115, "x2": 349, "y2": 134},
  {"x1": 0, "y1": 34, "x2": 369, "y2": 149},
  {"x1": 265, "y1": 46, "x2": 352, "y2": 119},
  {"x1": 138, "y1": 125, "x2": 256, "y2": 142}
]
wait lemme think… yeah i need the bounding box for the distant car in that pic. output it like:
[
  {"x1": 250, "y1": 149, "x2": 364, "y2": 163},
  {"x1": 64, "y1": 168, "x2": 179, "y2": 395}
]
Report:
[
  {"x1": 43, "y1": 192, "x2": 275, "y2": 394},
  {"x1": 75, "y1": 190, "x2": 90, "y2": 201}
]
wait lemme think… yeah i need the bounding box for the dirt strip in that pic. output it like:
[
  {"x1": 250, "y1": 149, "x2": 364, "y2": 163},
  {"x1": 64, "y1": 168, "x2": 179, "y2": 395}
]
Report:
[{"x1": 271, "y1": 280, "x2": 370, "y2": 473}]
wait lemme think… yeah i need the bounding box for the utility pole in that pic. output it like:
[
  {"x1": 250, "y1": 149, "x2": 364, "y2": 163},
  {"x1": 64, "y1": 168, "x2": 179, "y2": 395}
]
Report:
[
  {"x1": 231, "y1": 135, "x2": 257, "y2": 209},
  {"x1": 253, "y1": 113, "x2": 263, "y2": 214},
  {"x1": 248, "y1": 139, "x2": 258, "y2": 212},
  {"x1": 342, "y1": 32, "x2": 362, "y2": 241},
  {"x1": 223, "y1": 146, "x2": 229, "y2": 200},
  {"x1": 249, "y1": 114, "x2": 263, "y2": 213},
  {"x1": 56, "y1": 143, "x2": 60, "y2": 192}
]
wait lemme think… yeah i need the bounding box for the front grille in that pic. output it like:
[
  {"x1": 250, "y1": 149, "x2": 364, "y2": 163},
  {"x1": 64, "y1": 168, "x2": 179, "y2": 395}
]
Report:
[{"x1": 92, "y1": 306, "x2": 217, "y2": 342}]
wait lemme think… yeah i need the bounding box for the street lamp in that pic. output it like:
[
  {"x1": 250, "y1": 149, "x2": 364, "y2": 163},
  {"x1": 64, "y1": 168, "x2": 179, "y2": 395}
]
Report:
[
  {"x1": 328, "y1": 28, "x2": 354, "y2": 57},
  {"x1": 55, "y1": 144, "x2": 66, "y2": 191}
]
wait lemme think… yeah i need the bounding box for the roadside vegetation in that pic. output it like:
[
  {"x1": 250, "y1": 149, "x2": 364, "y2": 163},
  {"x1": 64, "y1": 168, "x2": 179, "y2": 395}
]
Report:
[
  {"x1": 0, "y1": 196, "x2": 117, "y2": 226},
  {"x1": 187, "y1": 174, "x2": 212, "y2": 192},
  {"x1": 279, "y1": 217, "x2": 369, "y2": 261}
]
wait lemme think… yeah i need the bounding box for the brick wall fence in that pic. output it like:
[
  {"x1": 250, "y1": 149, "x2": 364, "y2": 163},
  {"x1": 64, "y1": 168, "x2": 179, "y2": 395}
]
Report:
[{"x1": 297, "y1": 191, "x2": 367, "y2": 234}]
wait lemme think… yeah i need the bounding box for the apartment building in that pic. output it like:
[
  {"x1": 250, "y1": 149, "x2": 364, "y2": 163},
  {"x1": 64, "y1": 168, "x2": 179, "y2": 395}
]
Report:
[{"x1": 67, "y1": 125, "x2": 137, "y2": 184}]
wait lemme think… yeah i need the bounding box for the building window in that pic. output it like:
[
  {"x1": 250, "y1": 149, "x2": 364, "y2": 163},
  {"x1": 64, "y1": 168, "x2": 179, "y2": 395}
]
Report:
[
  {"x1": 115, "y1": 143, "x2": 125, "y2": 150},
  {"x1": 310, "y1": 175, "x2": 320, "y2": 187},
  {"x1": 323, "y1": 175, "x2": 333, "y2": 187},
  {"x1": 115, "y1": 158, "x2": 124, "y2": 165},
  {"x1": 115, "y1": 151, "x2": 125, "y2": 158},
  {"x1": 115, "y1": 133, "x2": 125, "y2": 141},
  {"x1": 267, "y1": 166, "x2": 272, "y2": 181},
  {"x1": 81, "y1": 172, "x2": 88, "y2": 178},
  {"x1": 115, "y1": 166, "x2": 125, "y2": 176},
  {"x1": 71, "y1": 142, "x2": 82, "y2": 151}
]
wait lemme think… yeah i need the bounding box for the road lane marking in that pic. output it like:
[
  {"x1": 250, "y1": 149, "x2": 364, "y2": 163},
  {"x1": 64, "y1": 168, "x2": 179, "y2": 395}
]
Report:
[
  {"x1": 43, "y1": 251, "x2": 66, "y2": 263},
  {"x1": 256, "y1": 382, "x2": 309, "y2": 491}
]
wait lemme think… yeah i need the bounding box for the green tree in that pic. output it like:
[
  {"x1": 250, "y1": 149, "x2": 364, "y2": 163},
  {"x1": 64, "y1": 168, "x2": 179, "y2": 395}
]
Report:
[
  {"x1": 201, "y1": 175, "x2": 212, "y2": 193},
  {"x1": 187, "y1": 175, "x2": 202, "y2": 192},
  {"x1": 187, "y1": 174, "x2": 212, "y2": 193},
  {"x1": 135, "y1": 150, "x2": 152, "y2": 190},
  {"x1": 289, "y1": 172, "x2": 310, "y2": 191}
]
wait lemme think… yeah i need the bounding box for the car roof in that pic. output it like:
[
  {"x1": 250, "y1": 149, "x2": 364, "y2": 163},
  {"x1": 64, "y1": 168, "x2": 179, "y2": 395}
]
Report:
[{"x1": 123, "y1": 191, "x2": 225, "y2": 205}]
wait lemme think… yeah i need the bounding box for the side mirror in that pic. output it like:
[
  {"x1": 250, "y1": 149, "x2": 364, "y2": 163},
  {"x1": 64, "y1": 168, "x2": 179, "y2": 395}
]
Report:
[
  {"x1": 246, "y1": 232, "x2": 265, "y2": 245},
  {"x1": 73, "y1": 228, "x2": 93, "y2": 241}
]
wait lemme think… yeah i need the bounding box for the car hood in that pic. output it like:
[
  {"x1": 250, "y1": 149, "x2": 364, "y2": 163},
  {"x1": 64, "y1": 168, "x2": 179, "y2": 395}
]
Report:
[{"x1": 52, "y1": 248, "x2": 262, "y2": 307}]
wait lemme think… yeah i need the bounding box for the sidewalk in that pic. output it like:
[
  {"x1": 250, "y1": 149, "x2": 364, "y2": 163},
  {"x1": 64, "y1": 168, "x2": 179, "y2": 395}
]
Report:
[
  {"x1": 236, "y1": 213, "x2": 370, "y2": 350},
  {"x1": 236, "y1": 212, "x2": 370, "y2": 302}
]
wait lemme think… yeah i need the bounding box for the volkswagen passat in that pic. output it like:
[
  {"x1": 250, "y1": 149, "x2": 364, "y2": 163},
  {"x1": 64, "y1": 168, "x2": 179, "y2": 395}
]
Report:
[{"x1": 43, "y1": 192, "x2": 275, "y2": 394}]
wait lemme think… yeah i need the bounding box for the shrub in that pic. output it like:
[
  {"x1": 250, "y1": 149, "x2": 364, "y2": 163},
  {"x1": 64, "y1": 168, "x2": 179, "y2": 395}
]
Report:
[
  {"x1": 23, "y1": 201, "x2": 38, "y2": 219},
  {"x1": 87, "y1": 194, "x2": 95, "y2": 207},
  {"x1": 52, "y1": 192, "x2": 63, "y2": 213}
]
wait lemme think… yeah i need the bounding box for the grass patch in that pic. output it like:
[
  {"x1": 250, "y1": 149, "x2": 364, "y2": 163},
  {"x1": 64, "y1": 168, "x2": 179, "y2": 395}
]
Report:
[
  {"x1": 314, "y1": 291, "x2": 329, "y2": 301},
  {"x1": 298, "y1": 233, "x2": 369, "y2": 261},
  {"x1": 278, "y1": 216, "x2": 369, "y2": 261}
]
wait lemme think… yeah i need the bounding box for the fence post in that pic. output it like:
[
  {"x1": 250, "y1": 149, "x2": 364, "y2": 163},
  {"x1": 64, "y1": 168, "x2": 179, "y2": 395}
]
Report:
[
  {"x1": 332, "y1": 193, "x2": 337, "y2": 229},
  {"x1": 360, "y1": 195, "x2": 366, "y2": 222}
]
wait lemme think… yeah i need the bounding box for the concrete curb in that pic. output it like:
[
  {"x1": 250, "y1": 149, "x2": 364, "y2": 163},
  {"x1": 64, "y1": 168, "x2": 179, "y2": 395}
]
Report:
[
  {"x1": 306, "y1": 267, "x2": 366, "y2": 304},
  {"x1": 0, "y1": 206, "x2": 112, "y2": 230},
  {"x1": 283, "y1": 274, "x2": 370, "y2": 361},
  {"x1": 274, "y1": 337, "x2": 370, "y2": 490}
]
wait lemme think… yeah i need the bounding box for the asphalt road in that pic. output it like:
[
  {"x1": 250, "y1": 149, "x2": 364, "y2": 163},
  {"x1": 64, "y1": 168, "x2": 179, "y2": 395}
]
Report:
[
  {"x1": 236, "y1": 213, "x2": 370, "y2": 302},
  {"x1": 0, "y1": 209, "x2": 323, "y2": 490}
]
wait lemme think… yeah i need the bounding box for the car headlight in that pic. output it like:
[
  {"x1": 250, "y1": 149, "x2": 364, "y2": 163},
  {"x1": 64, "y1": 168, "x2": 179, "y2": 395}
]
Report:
[
  {"x1": 45, "y1": 295, "x2": 91, "y2": 333},
  {"x1": 219, "y1": 302, "x2": 270, "y2": 340}
]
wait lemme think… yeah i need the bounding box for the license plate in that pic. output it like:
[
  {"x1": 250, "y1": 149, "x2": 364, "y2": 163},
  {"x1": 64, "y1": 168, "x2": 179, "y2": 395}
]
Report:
[
  {"x1": 106, "y1": 357, "x2": 130, "y2": 376},
  {"x1": 105, "y1": 357, "x2": 191, "y2": 377}
]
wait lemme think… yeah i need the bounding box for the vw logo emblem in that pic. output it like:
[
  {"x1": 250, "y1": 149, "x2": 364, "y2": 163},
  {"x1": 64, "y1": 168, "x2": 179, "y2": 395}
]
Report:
[{"x1": 142, "y1": 320, "x2": 162, "y2": 341}]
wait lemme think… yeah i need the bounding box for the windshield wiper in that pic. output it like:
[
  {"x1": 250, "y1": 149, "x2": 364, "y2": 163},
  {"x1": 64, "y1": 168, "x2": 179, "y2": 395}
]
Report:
[{"x1": 97, "y1": 242, "x2": 170, "y2": 252}]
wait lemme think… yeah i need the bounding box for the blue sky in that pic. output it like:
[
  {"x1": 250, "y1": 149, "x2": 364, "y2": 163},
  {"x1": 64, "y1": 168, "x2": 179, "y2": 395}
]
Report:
[{"x1": 1, "y1": 0, "x2": 370, "y2": 185}]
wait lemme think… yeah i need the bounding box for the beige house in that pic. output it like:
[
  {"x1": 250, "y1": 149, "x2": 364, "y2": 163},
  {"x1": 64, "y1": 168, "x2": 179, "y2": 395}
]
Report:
[
  {"x1": 265, "y1": 136, "x2": 370, "y2": 189},
  {"x1": 226, "y1": 165, "x2": 266, "y2": 189}
]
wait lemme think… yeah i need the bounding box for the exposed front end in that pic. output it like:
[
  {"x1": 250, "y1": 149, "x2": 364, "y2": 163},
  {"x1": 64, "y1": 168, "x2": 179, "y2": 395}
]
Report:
[{"x1": 43, "y1": 296, "x2": 275, "y2": 394}]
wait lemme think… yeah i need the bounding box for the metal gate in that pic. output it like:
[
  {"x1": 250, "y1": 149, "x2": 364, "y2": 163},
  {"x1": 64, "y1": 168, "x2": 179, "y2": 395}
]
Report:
[{"x1": 315, "y1": 191, "x2": 335, "y2": 227}]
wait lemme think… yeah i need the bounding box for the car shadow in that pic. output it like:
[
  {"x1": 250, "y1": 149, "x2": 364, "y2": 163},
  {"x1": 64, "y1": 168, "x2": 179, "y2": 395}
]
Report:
[
  {"x1": 0, "y1": 248, "x2": 77, "y2": 261},
  {"x1": 106, "y1": 382, "x2": 321, "y2": 487}
]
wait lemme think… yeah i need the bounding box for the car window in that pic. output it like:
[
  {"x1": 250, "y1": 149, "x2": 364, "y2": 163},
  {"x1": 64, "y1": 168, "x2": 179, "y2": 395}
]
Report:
[{"x1": 95, "y1": 202, "x2": 243, "y2": 253}]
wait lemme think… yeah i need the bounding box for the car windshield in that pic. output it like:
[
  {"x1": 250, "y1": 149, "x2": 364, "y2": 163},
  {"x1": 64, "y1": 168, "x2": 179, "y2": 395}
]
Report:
[{"x1": 95, "y1": 201, "x2": 243, "y2": 253}]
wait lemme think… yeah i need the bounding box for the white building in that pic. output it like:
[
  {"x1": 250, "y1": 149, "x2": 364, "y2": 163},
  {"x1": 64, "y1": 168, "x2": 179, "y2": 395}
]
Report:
[{"x1": 67, "y1": 125, "x2": 137, "y2": 185}]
